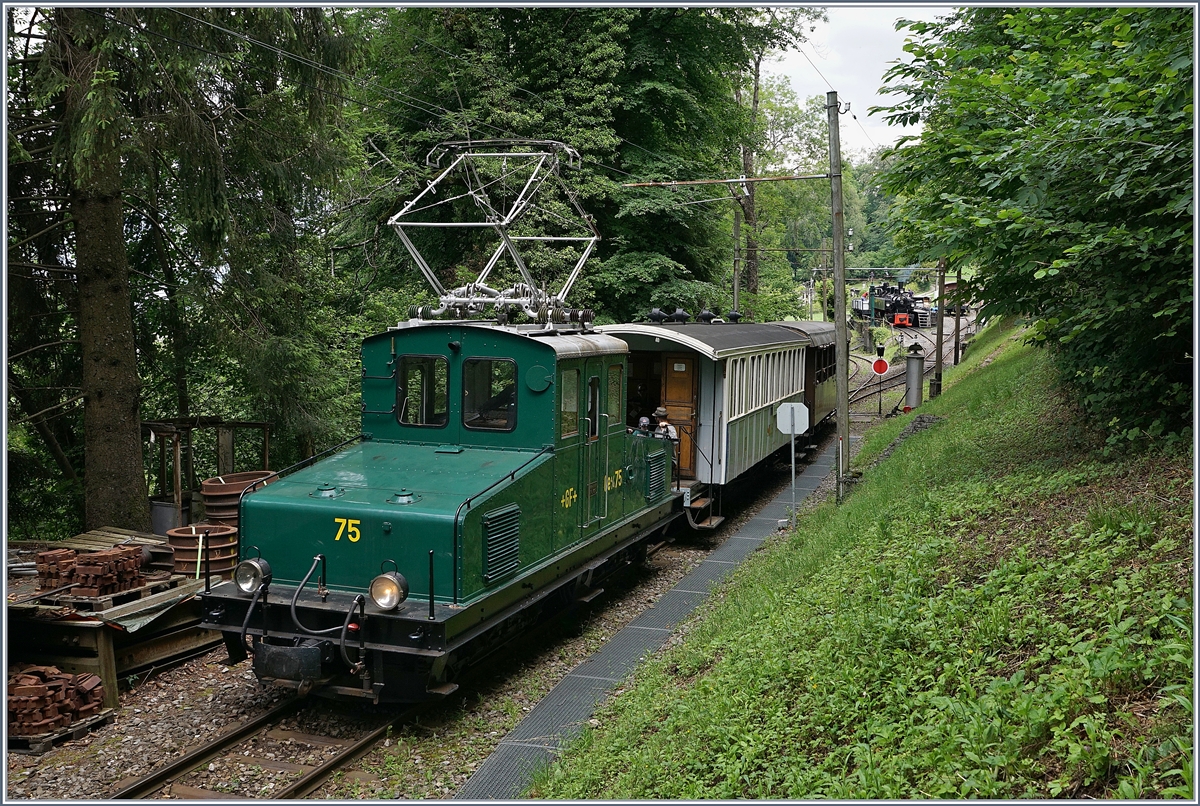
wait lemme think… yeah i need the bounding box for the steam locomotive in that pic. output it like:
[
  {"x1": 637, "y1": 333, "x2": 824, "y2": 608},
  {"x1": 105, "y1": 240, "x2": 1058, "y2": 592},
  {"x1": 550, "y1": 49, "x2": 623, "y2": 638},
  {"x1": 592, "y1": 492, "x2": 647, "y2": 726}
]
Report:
[{"x1": 851, "y1": 282, "x2": 930, "y2": 327}]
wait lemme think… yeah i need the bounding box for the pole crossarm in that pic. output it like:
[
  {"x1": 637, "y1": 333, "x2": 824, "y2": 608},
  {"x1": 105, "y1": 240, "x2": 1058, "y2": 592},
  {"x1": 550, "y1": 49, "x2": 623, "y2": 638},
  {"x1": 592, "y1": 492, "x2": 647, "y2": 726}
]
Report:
[{"x1": 622, "y1": 173, "x2": 830, "y2": 188}]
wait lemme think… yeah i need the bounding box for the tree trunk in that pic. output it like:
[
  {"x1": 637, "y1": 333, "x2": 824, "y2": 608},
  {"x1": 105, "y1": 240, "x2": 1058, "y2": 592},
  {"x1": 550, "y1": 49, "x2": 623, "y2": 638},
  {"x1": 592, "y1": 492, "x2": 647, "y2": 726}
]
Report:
[
  {"x1": 734, "y1": 55, "x2": 763, "y2": 295},
  {"x1": 60, "y1": 10, "x2": 151, "y2": 531},
  {"x1": 741, "y1": 185, "x2": 759, "y2": 294},
  {"x1": 149, "y1": 162, "x2": 190, "y2": 418}
]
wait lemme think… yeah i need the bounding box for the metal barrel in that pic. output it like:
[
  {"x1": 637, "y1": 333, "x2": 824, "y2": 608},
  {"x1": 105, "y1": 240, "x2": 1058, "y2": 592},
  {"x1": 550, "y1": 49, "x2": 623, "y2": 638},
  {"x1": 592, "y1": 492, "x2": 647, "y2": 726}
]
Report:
[
  {"x1": 200, "y1": 471, "x2": 274, "y2": 529},
  {"x1": 905, "y1": 343, "x2": 925, "y2": 411},
  {"x1": 166, "y1": 523, "x2": 239, "y2": 578}
]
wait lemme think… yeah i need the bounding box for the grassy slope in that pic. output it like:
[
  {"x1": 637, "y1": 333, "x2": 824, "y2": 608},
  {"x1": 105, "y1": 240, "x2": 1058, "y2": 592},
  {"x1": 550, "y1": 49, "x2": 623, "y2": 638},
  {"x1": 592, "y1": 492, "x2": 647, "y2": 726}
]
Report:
[{"x1": 532, "y1": 320, "x2": 1194, "y2": 799}]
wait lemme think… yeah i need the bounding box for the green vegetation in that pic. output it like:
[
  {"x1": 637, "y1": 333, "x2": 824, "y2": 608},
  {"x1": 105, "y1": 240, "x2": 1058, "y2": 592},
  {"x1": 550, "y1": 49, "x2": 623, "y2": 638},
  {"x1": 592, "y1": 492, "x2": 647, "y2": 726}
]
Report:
[
  {"x1": 8, "y1": 7, "x2": 872, "y2": 537},
  {"x1": 877, "y1": 7, "x2": 1193, "y2": 447},
  {"x1": 531, "y1": 321, "x2": 1193, "y2": 798}
]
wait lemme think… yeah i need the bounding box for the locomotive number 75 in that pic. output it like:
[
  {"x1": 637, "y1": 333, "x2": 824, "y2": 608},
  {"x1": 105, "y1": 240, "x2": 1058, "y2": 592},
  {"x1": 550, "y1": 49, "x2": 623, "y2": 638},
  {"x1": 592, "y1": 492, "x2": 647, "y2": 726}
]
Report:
[{"x1": 334, "y1": 517, "x2": 362, "y2": 542}]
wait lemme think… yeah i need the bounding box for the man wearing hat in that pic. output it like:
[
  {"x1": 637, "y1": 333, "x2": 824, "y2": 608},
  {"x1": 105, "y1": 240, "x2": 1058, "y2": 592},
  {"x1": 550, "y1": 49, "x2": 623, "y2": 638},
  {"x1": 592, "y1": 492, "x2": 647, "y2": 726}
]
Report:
[{"x1": 652, "y1": 406, "x2": 677, "y2": 441}]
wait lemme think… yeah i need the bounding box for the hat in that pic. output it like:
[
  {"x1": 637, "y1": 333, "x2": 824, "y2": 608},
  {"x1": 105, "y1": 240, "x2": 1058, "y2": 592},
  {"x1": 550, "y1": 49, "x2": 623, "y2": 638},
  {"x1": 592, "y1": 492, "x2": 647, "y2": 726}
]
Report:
[
  {"x1": 638, "y1": 416, "x2": 650, "y2": 428},
  {"x1": 653, "y1": 406, "x2": 669, "y2": 419}
]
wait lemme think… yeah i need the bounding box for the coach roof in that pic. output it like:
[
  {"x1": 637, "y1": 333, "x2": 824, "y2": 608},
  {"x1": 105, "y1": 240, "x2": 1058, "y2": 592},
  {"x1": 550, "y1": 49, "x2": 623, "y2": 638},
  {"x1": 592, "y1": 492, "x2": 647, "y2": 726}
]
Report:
[{"x1": 596, "y1": 322, "x2": 811, "y2": 360}]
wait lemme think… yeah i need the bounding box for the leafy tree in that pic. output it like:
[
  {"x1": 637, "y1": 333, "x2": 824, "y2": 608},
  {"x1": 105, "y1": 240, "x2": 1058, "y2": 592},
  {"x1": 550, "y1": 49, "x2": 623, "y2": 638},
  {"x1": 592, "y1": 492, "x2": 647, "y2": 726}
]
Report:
[
  {"x1": 846, "y1": 147, "x2": 904, "y2": 269},
  {"x1": 344, "y1": 8, "x2": 826, "y2": 324},
  {"x1": 742, "y1": 91, "x2": 875, "y2": 321},
  {"x1": 727, "y1": 8, "x2": 825, "y2": 295},
  {"x1": 876, "y1": 7, "x2": 1193, "y2": 444},
  {"x1": 8, "y1": 8, "x2": 357, "y2": 531}
]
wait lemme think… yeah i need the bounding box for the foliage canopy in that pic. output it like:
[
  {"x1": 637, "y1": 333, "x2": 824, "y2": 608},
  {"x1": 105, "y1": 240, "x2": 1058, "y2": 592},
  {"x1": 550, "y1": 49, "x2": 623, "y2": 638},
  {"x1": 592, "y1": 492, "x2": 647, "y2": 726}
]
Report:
[{"x1": 875, "y1": 7, "x2": 1193, "y2": 445}]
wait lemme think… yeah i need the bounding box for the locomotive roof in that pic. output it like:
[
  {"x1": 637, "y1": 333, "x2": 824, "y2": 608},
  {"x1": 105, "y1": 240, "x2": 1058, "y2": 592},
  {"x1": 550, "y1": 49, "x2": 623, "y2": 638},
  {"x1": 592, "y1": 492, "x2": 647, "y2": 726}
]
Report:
[
  {"x1": 767, "y1": 320, "x2": 837, "y2": 348},
  {"x1": 375, "y1": 318, "x2": 628, "y2": 358},
  {"x1": 595, "y1": 322, "x2": 811, "y2": 359}
]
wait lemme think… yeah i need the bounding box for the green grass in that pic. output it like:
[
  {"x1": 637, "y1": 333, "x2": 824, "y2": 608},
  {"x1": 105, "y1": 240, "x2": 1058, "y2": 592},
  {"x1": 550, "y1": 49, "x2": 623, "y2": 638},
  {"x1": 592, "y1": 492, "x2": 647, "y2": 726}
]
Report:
[{"x1": 530, "y1": 321, "x2": 1193, "y2": 799}]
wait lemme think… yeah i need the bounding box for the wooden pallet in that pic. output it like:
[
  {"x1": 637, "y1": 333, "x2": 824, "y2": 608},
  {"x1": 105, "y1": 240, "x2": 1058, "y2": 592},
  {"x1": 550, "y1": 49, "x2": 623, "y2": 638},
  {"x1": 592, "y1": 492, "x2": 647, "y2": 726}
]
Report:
[
  {"x1": 10, "y1": 527, "x2": 167, "y2": 552},
  {"x1": 51, "y1": 575, "x2": 187, "y2": 612},
  {"x1": 7, "y1": 708, "x2": 115, "y2": 755},
  {"x1": 10, "y1": 527, "x2": 176, "y2": 574}
]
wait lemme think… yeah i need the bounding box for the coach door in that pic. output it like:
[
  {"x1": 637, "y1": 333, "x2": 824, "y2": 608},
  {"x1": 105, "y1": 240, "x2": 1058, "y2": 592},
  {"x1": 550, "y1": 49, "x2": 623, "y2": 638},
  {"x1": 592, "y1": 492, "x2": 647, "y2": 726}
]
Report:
[{"x1": 662, "y1": 353, "x2": 697, "y2": 478}]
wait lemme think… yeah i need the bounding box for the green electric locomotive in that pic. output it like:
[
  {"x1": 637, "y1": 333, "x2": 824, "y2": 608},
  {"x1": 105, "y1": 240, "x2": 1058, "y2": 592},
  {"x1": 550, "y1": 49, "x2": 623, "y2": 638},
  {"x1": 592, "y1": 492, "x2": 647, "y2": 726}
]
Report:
[{"x1": 199, "y1": 318, "x2": 681, "y2": 702}]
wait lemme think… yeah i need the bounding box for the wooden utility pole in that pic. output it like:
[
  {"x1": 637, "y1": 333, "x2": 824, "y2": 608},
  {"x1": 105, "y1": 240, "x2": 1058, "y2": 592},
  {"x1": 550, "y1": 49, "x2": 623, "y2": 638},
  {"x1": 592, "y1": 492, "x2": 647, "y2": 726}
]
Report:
[
  {"x1": 732, "y1": 207, "x2": 742, "y2": 313},
  {"x1": 828, "y1": 91, "x2": 850, "y2": 483},
  {"x1": 953, "y1": 262, "x2": 963, "y2": 365},
  {"x1": 932, "y1": 257, "x2": 946, "y2": 398}
]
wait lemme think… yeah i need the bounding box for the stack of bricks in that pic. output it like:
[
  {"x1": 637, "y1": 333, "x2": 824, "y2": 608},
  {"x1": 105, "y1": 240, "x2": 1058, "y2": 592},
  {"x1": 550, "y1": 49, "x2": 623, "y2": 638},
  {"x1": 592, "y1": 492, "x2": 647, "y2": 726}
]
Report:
[
  {"x1": 70, "y1": 546, "x2": 144, "y2": 598},
  {"x1": 7, "y1": 665, "x2": 105, "y2": 736},
  {"x1": 34, "y1": 548, "x2": 77, "y2": 591}
]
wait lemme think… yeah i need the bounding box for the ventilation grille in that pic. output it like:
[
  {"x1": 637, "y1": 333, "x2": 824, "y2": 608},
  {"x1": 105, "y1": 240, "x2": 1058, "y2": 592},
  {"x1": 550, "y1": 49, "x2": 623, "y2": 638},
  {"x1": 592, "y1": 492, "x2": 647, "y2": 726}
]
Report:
[
  {"x1": 646, "y1": 451, "x2": 666, "y2": 498},
  {"x1": 483, "y1": 504, "x2": 521, "y2": 581}
]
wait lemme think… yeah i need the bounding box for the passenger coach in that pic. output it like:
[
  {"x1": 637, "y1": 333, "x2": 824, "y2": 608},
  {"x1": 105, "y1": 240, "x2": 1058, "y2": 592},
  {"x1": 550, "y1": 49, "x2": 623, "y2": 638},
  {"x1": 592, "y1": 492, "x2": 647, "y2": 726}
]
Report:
[{"x1": 597, "y1": 319, "x2": 837, "y2": 528}]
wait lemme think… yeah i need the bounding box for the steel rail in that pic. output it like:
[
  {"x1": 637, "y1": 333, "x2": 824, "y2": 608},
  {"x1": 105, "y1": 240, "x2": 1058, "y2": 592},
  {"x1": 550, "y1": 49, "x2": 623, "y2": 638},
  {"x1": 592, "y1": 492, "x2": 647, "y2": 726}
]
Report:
[
  {"x1": 271, "y1": 707, "x2": 419, "y2": 799},
  {"x1": 109, "y1": 696, "x2": 303, "y2": 799}
]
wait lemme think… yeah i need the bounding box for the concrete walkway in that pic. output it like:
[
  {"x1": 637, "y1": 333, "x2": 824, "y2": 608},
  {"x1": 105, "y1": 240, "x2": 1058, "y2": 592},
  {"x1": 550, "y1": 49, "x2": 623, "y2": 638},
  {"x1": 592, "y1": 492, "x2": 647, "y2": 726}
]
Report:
[{"x1": 456, "y1": 442, "x2": 839, "y2": 799}]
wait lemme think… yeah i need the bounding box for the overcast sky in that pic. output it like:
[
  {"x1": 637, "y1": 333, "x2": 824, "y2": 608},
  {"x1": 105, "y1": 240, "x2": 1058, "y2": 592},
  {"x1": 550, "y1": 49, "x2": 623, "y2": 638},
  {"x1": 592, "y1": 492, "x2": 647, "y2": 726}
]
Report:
[{"x1": 767, "y1": 4, "x2": 954, "y2": 158}]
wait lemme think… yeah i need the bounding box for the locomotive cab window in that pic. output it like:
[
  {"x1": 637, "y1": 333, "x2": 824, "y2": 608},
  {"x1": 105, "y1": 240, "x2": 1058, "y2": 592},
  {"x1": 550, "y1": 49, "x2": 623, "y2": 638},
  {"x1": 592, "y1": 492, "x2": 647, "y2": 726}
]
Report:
[
  {"x1": 607, "y1": 364, "x2": 622, "y2": 428},
  {"x1": 463, "y1": 358, "x2": 517, "y2": 431},
  {"x1": 561, "y1": 369, "x2": 579, "y2": 437},
  {"x1": 397, "y1": 355, "x2": 448, "y2": 427},
  {"x1": 586, "y1": 376, "x2": 600, "y2": 439}
]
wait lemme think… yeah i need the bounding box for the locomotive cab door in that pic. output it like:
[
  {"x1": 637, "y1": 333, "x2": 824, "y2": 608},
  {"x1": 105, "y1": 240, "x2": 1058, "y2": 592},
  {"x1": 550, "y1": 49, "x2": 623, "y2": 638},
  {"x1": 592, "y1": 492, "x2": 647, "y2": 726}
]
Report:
[
  {"x1": 580, "y1": 356, "x2": 628, "y2": 534},
  {"x1": 585, "y1": 363, "x2": 603, "y2": 527}
]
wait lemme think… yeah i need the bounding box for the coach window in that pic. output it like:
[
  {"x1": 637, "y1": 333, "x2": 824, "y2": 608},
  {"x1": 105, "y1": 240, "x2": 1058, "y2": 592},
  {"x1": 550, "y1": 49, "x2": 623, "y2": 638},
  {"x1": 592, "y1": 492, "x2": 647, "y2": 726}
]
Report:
[
  {"x1": 561, "y1": 369, "x2": 579, "y2": 437},
  {"x1": 736, "y1": 358, "x2": 747, "y2": 417},
  {"x1": 398, "y1": 355, "x2": 448, "y2": 427},
  {"x1": 730, "y1": 359, "x2": 739, "y2": 419},
  {"x1": 462, "y1": 358, "x2": 517, "y2": 431}
]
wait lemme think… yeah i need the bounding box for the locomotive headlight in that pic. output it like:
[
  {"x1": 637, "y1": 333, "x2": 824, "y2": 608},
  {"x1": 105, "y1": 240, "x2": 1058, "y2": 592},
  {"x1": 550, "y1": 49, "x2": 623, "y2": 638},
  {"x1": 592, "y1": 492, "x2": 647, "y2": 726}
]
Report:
[
  {"x1": 369, "y1": 571, "x2": 410, "y2": 610},
  {"x1": 234, "y1": 558, "x2": 272, "y2": 593}
]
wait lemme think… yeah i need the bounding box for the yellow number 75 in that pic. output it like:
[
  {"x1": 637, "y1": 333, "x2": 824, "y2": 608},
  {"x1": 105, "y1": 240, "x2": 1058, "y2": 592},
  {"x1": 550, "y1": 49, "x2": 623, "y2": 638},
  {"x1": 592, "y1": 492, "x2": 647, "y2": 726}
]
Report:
[{"x1": 334, "y1": 517, "x2": 362, "y2": 542}]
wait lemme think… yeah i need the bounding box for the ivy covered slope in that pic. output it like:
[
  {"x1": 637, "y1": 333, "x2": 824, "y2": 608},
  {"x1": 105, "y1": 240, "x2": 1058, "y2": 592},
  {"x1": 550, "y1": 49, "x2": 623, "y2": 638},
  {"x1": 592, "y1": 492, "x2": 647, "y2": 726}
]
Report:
[
  {"x1": 877, "y1": 7, "x2": 1193, "y2": 447},
  {"x1": 531, "y1": 321, "x2": 1193, "y2": 799}
]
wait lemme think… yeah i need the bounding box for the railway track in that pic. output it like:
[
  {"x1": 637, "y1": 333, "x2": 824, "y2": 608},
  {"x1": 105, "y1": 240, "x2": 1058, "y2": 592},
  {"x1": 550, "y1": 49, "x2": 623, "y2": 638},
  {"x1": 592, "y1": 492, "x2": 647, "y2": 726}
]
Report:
[
  {"x1": 108, "y1": 696, "x2": 419, "y2": 799},
  {"x1": 101, "y1": 443, "x2": 822, "y2": 801},
  {"x1": 849, "y1": 316, "x2": 972, "y2": 406}
]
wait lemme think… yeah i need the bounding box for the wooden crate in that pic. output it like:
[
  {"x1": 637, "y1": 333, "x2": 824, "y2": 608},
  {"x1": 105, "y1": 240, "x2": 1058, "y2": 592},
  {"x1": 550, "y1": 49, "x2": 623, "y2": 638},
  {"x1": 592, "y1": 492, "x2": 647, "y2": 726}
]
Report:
[{"x1": 52, "y1": 574, "x2": 185, "y2": 612}]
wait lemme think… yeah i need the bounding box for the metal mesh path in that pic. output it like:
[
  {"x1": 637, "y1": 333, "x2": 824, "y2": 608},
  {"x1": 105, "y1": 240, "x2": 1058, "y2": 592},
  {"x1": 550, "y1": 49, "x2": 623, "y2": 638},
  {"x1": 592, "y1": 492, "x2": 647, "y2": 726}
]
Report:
[{"x1": 455, "y1": 442, "x2": 840, "y2": 799}]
